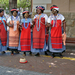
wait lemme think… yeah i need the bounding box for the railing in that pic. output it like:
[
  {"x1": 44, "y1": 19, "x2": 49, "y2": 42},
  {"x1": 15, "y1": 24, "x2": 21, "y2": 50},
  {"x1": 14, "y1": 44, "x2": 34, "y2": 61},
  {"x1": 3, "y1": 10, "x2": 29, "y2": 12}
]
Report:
[{"x1": 66, "y1": 38, "x2": 75, "y2": 44}]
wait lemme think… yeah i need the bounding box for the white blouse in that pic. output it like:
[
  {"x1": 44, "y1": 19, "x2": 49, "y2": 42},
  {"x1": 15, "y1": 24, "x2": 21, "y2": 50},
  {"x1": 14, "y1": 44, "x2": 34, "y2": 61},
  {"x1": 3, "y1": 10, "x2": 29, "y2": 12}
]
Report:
[
  {"x1": 47, "y1": 14, "x2": 65, "y2": 24},
  {"x1": 33, "y1": 14, "x2": 48, "y2": 25}
]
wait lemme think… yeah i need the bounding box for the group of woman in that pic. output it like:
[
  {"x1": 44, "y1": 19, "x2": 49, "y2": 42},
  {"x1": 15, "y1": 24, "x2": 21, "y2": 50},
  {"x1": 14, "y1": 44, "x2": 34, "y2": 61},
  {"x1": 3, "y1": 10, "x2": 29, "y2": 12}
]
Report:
[{"x1": 0, "y1": 5, "x2": 66, "y2": 58}]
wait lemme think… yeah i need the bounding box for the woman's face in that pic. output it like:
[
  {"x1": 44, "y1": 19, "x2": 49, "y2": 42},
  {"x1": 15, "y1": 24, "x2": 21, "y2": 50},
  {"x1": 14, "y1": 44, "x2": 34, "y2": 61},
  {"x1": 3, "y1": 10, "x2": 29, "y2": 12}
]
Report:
[
  {"x1": 52, "y1": 8, "x2": 57, "y2": 14},
  {"x1": 24, "y1": 12, "x2": 29, "y2": 18},
  {"x1": 13, "y1": 11, "x2": 17, "y2": 17},
  {"x1": 0, "y1": 11, "x2": 4, "y2": 17},
  {"x1": 37, "y1": 9, "x2": 42, "y2": 14}
]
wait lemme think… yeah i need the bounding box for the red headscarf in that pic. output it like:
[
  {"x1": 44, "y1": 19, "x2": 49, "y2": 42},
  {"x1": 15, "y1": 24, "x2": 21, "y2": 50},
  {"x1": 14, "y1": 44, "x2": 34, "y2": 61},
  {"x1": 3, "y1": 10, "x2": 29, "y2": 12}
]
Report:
[{"x1": 50, "y1": 6, "x2": 59, "y2": 11}]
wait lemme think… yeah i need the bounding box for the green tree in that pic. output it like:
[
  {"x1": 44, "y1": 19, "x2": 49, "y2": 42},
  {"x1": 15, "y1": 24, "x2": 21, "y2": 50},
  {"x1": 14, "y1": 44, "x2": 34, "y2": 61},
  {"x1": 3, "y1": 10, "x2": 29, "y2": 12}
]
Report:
[
  {"x1": 0, "y1": 0, "x2": 31, "y2": 10},
  {"x1": 0, "y1": 0, "x2": 9, "y2": 9},
  {"x1": 17, "y1": 0, "x2": 31, "y2": 9}
]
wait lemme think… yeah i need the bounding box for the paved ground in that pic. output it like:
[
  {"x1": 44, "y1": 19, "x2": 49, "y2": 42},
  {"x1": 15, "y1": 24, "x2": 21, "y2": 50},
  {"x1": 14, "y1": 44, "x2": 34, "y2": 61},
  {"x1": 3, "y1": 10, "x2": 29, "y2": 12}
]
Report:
[
  {"x1": 0, "y1": 48, "x2": 75, "y2": 75},
  {"x1": 0, "y1": 66, "x2": 50, "y2": 75}
]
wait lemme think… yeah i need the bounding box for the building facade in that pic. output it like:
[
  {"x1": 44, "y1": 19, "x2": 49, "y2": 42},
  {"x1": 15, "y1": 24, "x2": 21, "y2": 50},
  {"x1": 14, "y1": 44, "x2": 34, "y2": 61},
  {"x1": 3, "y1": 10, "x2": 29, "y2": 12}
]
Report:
[
  {"x1": 32, "y1": 0, "x2": 75, "y2": 39},
  {"x1": 32, "y1": 0, "x2": 75, "y2": 12}
]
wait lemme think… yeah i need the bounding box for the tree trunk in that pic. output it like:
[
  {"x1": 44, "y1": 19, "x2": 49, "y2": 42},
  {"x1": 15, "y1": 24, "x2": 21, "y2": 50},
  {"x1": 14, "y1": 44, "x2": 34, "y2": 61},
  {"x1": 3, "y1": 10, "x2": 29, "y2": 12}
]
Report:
[{"x1": 9, "y1": 0, "x2": 17, "y2": 15}]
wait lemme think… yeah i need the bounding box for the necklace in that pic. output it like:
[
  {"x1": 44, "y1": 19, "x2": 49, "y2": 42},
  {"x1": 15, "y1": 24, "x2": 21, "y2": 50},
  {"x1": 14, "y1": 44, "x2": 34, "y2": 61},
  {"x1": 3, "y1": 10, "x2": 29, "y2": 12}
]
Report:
[
  {"x1": 12, "y1": 16, "x2": 18, "y2": 31},
  {"x1": 24, "y1": 18, "x2": 29, "y2": 29},
  {"x1": 36, "y1": 14, "x2": 42, "y2": 31}
]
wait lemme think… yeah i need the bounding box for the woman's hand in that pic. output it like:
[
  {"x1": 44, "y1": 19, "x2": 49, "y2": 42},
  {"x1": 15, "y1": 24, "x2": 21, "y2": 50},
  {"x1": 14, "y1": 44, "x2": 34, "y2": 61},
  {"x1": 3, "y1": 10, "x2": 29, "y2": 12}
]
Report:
[
  {"x1": 32, "y1": 21, "x2": 35, "y2": 25},
  {"x1": 62, "y1": 32, "x2": 66, "y2": 45},
  {"x1": 9, "y1": 21, "x2": 14, "y2": 27},
  {"x1": 9, "y1": 24, "x2": 13, "y2": 27},
  {"x1": 19, "y1": 25, "x2": 22, "y2": 30},
  {"x1": 7, "y1": 23, "x2": 13, "y2": 27},
  {"x1": 46, "y1": 23, "x2": 51, "y2": 27}
]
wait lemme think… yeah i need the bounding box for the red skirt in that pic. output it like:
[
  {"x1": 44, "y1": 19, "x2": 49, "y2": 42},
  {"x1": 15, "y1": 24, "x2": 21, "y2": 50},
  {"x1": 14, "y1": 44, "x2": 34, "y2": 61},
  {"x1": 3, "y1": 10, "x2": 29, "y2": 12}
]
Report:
[
  {"x1": 51, "y1": 20, "x2": 62, "y2": 49},
  {"x1": 0, "y1": 24, "x2": 7, "y2": 46},
  {"x1": 33, "y1": 25, "x2": 45, "y2": 49},
  {"x1": 20, "y1": 23, "x2": 31, "y2": 51}
]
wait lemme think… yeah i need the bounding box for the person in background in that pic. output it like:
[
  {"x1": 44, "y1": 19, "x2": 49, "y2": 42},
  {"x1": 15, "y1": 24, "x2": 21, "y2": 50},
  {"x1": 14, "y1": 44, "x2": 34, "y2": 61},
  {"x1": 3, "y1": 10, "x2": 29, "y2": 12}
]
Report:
[
  {"x1": 47, "y1": 5, "x2": 66, "y2": 58},
  {"x1": 7, "y1": 8, "x2": 20, "y2": 55},
  {"x1": 0, "y1": 8, "x2": 7, "y2": 54}
]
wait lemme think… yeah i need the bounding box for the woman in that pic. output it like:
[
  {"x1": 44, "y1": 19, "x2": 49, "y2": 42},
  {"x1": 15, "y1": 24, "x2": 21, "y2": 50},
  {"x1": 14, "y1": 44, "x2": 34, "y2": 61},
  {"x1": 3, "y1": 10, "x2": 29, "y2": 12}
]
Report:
[
  {"x1": 0, "y1": 8, "x2": 7, "y2": 54},
  {"x1": 47, "y1": 5, "x2": 66, "y2": 58},
  {"x1": 20, "y1": 11, "x2": 32, "y2": 56},
  {"x1": 7, "y1": 8, "x2": 20, "y2": 55},
  {"x1": 31, "y1": 6, "x2": 48, "y2": 56}
]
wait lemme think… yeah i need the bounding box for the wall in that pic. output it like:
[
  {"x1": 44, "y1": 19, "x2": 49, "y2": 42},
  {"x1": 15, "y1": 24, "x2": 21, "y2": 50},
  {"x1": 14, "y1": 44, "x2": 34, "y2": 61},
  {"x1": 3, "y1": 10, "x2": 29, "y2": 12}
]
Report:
[
  {"x1": 47, "y1": 0, "x2": 70, "y2": 12},
  {"x1": 32, "y1": 0, "x2": 75, "y2": 38},
  {"x1": 32, "y1": 0, "x2": 52, "y2": 12},
  {"x1": 69, "y1": 0, "x2": 75, "y2": 12}
]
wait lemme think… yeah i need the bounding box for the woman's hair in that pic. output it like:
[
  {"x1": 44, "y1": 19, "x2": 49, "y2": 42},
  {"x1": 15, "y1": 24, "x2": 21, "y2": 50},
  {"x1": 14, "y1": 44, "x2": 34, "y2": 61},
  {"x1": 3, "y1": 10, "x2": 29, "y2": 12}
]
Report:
[
  {"x1": 50, "y1": 5, "x2": 59, "y2": 13},
  {"x1": 11, "y1": 8, "x2": 18, "y2": 14},
  {"x1": 57, "y1": 10, "x2": 59, "y2": 13},
  {"x1": 0, "y1": 9, "x2": 4, "y2": 13},
  {"x1": 23, "y1": 13, "x2": 25, "y2": 18},
  {"x1": 40, "y1": 9, "x2": 44, "y2": 13},
  {"x1": 22, "y1": 12, "x2": 29, "y2": 18}
]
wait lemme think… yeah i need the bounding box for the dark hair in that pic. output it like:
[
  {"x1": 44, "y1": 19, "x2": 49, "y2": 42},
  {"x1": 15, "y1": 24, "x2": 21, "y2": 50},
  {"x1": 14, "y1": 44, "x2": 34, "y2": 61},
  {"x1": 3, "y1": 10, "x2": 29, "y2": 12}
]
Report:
[
  {"x1": 23, "y1": 13, "x2": 25, "y2": 18},
  {"x1": 50, "y1": 5, "x2": 59, "y2": 13},
  {"x1": 57, "y1": 10, "x2": 59, "y2": 13},
  {"x1": 0, "y1": 9, "x2": 4, "y2": 13},
  {"x1": 40, "y1": 9, "x2": 44, "y2": 13},
  {"x1": 22, "y1": 12, "x2": 29, "y2": 18},
  {"x1": 11, "y1": 8, "x2": 18, "y2": 14}
]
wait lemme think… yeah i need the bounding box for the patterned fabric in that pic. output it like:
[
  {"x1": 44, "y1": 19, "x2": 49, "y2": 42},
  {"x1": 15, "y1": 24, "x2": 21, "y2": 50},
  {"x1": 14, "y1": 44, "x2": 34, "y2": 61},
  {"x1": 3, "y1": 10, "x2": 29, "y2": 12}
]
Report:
[
  {"x1": 20, "y1": 19, "x2": 31, "y2": 52},
  {"x1": 47, "y1": 14, "x2": 65, "y2": 49},
  {"x1": 9, "y1": 36, "x2": 19, "y2": 47},
  {"x1": 9, "y1": 17, "x2": 20, "y2": 47},
  {"x1": 48, "y1": 33, "x2": 65, "y2": 53},
  {"x1": 51, "y1": 20, "x2": 62, "y2": 49},
  {"x1": 0, "y1": 17, "x2": 7, "y2": 46},
  {"x1": 31, "y1": 14, "x2": 48, "y2": 53},
  {"x1": 33, "y1": 14, "x2": 46, "y2": 49},
  {"x1": 31, "y1": 32, "x2": 47, "y2": 53},
  {"x1": 50, "y1": 6, "x2": 59, "y2": 11}
]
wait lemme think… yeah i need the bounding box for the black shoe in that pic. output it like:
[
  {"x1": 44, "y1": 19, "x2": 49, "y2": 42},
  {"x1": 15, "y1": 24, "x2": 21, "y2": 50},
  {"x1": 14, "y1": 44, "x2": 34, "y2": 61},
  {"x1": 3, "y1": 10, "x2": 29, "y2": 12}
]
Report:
[
  {"x1": 15, "y1": 51, "x2": 19, "y2": 54},
  {"x1": 2, "y1": 51, "x2": 6, "y2": 54},
  {"x1": 60, "y1": 53, "x2": 63, "y2": 58},
  {"x1": 7, "y1": 47, "x2": 9, "y2": 50},
  {"x1": 45, "y1": 51, "x2": 48, "y2": 55},
  {"x1": 51, "y1": 53, "x2": 55, "y2": 58},
  {"x1": 11, "y1": 51, "x2": 14, "y2": 55},
  {"x1": 23, "y1": 52, "x2": 26, "y2": 56},
  {"x1": 29, "y1": 51, "x2": 32, "y2": 56},
  {"x1": 35, "y1": 53, "x2": 40, "y2": 56},
  {"x1": 47, "y1": 50, "x2": 50, "y2": 52}
]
